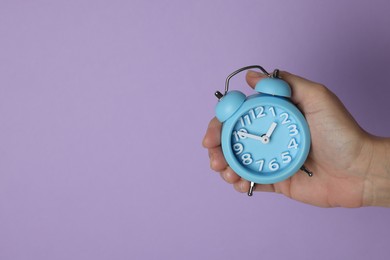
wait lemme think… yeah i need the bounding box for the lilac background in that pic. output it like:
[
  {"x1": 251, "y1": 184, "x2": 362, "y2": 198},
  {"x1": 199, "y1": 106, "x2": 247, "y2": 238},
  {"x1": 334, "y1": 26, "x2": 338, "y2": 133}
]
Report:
[{"x1": 1, "y1": 0, "x2": 390, "y2": 259}]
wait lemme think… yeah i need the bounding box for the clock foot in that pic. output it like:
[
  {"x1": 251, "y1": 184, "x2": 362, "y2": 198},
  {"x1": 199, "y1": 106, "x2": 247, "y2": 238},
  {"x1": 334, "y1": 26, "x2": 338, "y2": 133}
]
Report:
[
  {"x1": 300, "y1": 165, "x2": 313, "y2": 177},
  {"x1": 248, "y1": 182, "x2": 256, "y2": 196}
]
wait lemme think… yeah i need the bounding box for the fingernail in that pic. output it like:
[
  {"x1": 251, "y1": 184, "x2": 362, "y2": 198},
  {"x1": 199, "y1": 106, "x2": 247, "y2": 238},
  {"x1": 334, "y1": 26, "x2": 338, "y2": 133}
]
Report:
[
  {"x1": 247, "y1": 70, "x2": 261, "y2": 77},
  {"x1": 209, "y1": 154, "x2": 216, "y2": 170},
  {"x1": 240, "y1": 181, "x2": 246, "y2": 192}
]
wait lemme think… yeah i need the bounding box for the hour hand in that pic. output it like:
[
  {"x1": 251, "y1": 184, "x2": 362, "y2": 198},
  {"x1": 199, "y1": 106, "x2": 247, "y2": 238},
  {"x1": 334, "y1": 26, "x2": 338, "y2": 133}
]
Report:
[
  {"x1": 265, "y1": 122, "x2": 278, "y2": 138},
  {"x1": 261, "y1": 122, "x2": 277, "y2": 144}
]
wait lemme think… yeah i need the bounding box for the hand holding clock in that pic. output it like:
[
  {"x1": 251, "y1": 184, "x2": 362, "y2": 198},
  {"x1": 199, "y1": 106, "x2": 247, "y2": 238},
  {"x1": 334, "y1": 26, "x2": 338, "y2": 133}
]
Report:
[{"x1": 203, "y1": 70, "x2": 390, "y2": 208}]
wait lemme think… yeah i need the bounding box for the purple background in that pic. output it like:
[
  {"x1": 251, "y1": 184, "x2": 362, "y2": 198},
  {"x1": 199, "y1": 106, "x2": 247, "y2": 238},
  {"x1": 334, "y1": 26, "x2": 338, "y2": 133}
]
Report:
[{"x1": 1, "y1": 0, "x2": 390, "y2": 259}]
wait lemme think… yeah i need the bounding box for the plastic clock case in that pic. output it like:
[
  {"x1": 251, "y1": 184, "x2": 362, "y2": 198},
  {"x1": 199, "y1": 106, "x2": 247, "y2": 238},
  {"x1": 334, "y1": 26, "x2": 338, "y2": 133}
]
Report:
[{"x1": 215, "y1": 76, "x2": 311, "y2": 186}]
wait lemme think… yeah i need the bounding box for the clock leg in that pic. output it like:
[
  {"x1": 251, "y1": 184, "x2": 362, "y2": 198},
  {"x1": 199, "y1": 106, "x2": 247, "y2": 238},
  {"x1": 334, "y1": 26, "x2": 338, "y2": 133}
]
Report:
[
  {"x1": 300, "y1": 165, "x2": 313, "y2": 177},
  {"x1": 248, "y1": 182, "x2": 256, "y2": 196}
]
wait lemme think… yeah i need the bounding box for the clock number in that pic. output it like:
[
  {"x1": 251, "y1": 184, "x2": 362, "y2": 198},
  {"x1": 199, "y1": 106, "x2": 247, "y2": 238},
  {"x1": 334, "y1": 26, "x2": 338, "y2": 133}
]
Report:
[
  {"x1": 255, "y1": 159, "x2": 265, "y2": 172},
  {"x1": 241, "y1": 153, "x2": 253, "y2": 165},
  {"x1": 288, "y1": 138, "x2": 299, "y2": 149},
  {"x1": 233, "y1": 129, "x2": 248, "y2": 142},
  {"x1": 280, "y1": 112, "x2": 291, "y2": 125},
  {"x1": 288, "y1": 124, "x2": 298, "y2": 136},
  {"x1": 233, "y1": 131, "x2": 240, "y2": 142},
  {"x1": 233, "y1": 143, "x2": 244, "y2": 155},
  {"x1": 255, "y1": 106, "x2": 266, "y2": 118},
  {"x1": 249, "y1": 109, "x2": 256, "y2": 119},
  {"x1": 240, "y1": 115, "x2": 251, "y2": 127},
  {"x1": 239, "y1": 107, "x2": 267, "y2": 127},
  {"x1": 269, "y1": 159, "x2": 280, "y2": 171},
  {"x1": 281, "y1": 151, "x2": 292, "y2": 164},
  {"x1": 269, "y1": 106, "x2": 276, "y2": 117},
  {"x1": 250, "y1": 108, "x2": 266, "y2": 119}
]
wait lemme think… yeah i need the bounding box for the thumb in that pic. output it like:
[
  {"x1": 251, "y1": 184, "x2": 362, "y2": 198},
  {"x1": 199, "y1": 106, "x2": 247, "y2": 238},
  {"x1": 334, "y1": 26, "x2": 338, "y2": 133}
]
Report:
[
  {"x1": 245, "y1": 70, "x2": 268, "y2": 88},
  {"x1": 246, "y1": 70, "x2": 327, "y2": 112},
  {"x1": 279, "y1": 71, "x2": 326, "y2": 109}
]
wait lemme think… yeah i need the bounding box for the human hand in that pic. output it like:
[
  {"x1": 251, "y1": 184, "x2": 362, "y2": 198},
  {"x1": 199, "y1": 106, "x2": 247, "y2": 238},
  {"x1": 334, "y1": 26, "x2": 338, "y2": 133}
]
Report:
[{"x1": 203, "y1": 70, "x2": 390, "y2": 207}]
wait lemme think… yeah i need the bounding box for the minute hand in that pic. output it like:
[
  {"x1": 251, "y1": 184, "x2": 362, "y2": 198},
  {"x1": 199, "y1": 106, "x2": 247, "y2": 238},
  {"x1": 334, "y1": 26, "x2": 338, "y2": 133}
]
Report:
[{"x1": 238, "y1": 131, "x2": 263, "y2": 141}]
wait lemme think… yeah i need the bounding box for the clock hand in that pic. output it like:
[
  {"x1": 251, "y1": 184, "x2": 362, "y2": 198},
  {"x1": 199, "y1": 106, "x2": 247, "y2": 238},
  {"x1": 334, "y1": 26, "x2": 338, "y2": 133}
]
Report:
[
  {"x1": 261, "y1": 122, "x2": 278, "y2": 144},
  {"x1": 265, "y1": 122, "x2": 278, "y2": 138},
  {"x1": 237, "y1": 131, "x2": 263, "y2": 141}
]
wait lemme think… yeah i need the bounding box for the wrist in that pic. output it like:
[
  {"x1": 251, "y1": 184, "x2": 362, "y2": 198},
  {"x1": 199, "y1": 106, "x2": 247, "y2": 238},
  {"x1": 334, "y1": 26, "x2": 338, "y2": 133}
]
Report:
[{"x1": 363, "y1": 136, "x2": 390, "y2": 207}]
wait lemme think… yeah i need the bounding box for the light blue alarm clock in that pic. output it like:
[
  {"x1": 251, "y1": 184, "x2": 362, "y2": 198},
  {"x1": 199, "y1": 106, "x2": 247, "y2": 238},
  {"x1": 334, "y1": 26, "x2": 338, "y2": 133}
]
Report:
[{"x1": 215, "y1": 66, "x2": 311, "y2": 196}]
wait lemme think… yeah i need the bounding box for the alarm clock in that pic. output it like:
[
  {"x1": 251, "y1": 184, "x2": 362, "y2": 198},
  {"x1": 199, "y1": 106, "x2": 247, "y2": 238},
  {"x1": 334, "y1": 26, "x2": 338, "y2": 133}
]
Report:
[{"x1": 215, "y1": 66, "x2": 311, "y2": 196}]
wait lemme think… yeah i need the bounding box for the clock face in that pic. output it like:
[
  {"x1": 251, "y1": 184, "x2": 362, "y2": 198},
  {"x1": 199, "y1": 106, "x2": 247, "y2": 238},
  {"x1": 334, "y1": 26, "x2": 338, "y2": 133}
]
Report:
[{"x1": 230, "y1": 104, "x2": 305, "y2": 177}]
